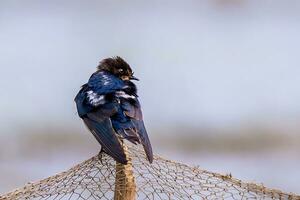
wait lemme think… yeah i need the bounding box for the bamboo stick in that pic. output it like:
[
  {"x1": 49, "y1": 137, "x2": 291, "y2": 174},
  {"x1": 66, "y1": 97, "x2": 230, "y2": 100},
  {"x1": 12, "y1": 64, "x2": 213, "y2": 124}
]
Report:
[{"x1": 114, "y1": 144, "x2": 136, "y2": 200}]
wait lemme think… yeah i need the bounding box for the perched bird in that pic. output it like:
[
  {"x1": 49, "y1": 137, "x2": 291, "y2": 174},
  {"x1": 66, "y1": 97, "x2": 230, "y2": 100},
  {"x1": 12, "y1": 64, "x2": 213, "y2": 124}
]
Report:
[{"x1": 75, "y1": 57, "x2": 153, "y2": 164}]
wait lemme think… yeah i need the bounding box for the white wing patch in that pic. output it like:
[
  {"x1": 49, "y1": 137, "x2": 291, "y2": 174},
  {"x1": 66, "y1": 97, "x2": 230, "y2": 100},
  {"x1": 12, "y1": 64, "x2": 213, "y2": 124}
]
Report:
[
  {"x1": 99, "y1": 72, "x2": 110, "y2": 85},
  {"x1": 87, "y1": 90, "x2": 105, "y2": 106},
  {"x1": 115, "y1": 91, "x2": 136, "y2": 99},
  {"x1": 102, "y1": 75, "x2": 110, "y2": 85}
]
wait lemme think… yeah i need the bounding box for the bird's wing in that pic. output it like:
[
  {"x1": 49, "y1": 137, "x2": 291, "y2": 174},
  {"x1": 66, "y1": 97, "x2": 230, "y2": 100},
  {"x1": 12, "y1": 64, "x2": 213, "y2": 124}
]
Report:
[
  {"x1": 83, "y1": 104, "x2": 128, "y2": 164},
  {"x1": 88, "y1": 71, "x2": 126, "y2": 94},
  {"x1": 74, "y1": 84, "x2": 94, "y2": 117},
  {"x1": 75, "y1": 71, "x2": 126, "y2": 113},
  {"x1": 121, "y1": 99, "x2": 153, "y2": 163}
]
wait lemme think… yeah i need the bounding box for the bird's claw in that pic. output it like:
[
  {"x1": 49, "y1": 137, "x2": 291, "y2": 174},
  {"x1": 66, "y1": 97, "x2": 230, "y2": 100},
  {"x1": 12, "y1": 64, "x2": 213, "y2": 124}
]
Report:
[{"x1": 98, "y1": 150, "x2": 104, "y2": 164}]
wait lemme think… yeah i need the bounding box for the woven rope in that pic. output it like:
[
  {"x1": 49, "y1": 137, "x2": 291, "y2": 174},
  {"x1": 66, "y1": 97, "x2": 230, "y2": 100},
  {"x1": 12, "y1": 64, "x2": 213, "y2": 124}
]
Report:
[{"x1": 1, "y1": 144, "x2": 299, "y2": 200}]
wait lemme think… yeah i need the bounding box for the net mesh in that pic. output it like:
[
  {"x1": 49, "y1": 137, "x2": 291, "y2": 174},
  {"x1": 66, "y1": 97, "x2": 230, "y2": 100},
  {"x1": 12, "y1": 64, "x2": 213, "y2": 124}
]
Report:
[{"x1": 1, "y1": 143, "x2": 299, "y2": 200}]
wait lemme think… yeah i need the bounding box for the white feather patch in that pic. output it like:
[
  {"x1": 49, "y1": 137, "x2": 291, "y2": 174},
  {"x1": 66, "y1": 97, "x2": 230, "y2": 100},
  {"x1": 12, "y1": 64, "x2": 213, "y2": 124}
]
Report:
[
  {"x1": 102, "y1": 75, "x2": 110, "y2": 85},
  {"x1": 98, "y1": 72, "x2": 110, "y2": 86},
  {"x1": 87, "y1": 90, "x2": 105, "y2": 106},
  {"x1": 115, "y1": 91, "x2": 136, "y2": 99}
]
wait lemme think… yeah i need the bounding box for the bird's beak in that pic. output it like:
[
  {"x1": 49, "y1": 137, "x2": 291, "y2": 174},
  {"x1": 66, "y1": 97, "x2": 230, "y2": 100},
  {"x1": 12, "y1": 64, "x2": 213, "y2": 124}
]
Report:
[{"x1": 130, "y1": 75, "x2": 139, "y2": 81}]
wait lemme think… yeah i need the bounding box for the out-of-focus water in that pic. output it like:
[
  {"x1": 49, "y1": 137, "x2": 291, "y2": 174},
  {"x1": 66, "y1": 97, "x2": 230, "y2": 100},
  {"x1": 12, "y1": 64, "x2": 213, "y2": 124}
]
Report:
[
  {"x1": 1, "y1": 149, "x2": 299, "y2": 195},
  {"x1": 161, "y1": 150, "x2": 300, "y2": 194}
]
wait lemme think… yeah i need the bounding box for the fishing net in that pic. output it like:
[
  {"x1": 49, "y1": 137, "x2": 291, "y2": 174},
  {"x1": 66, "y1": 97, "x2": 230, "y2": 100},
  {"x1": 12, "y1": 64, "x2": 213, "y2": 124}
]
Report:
[{"x1": 0, "y1": 143, "x2": 299, "y2": 200}]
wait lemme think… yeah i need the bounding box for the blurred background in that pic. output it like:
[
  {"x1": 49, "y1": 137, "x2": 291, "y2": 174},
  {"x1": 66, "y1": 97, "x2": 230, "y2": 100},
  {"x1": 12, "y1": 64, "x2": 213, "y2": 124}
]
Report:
[{"x1": 1, "y1": 0, "x2": 300, "y2": 195}]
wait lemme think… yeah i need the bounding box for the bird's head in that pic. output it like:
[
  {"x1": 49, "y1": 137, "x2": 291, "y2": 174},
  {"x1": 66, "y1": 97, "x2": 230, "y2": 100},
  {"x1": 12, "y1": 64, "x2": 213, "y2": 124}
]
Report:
[{"x1": 97, "y1": 56, "x2": 139, "y2": 81}]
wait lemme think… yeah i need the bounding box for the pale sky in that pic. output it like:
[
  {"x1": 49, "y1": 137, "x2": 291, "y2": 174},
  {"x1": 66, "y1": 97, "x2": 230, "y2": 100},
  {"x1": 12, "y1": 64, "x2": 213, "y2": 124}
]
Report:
[{"x1": 1, "y1": 0, "x2": 300, "y2": 134}]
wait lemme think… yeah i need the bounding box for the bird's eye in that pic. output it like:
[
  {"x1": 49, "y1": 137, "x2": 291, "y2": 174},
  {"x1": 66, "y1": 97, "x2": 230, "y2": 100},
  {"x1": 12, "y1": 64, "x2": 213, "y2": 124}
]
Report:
[{"x1": 118, "y1": 69, "x2": 124, "y2": 73}]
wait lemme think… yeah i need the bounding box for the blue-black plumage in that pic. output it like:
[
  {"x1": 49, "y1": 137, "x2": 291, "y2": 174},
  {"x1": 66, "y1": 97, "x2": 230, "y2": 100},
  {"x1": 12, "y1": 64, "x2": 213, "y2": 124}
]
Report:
[{"x1": 74, "y1": 57, "x2": 153, "y2": 164}]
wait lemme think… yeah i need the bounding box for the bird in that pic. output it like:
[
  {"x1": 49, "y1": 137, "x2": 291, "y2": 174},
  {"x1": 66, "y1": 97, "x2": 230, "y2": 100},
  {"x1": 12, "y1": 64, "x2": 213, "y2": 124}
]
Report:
[{"x1": 74, "y1": 56, "x2": 153, "y2": 165}]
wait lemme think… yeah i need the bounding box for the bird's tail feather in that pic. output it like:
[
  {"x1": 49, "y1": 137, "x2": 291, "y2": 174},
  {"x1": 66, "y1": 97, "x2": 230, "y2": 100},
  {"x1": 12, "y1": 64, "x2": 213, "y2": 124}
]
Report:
[
  {"x1": 133, "y1": 120, "x2": 153, "y2": 163},
  {"x1": 83, "y1": 117, "x2": 128, "y2": 164},
  {"x1": 118, "y1": 129, "x2": 140, "y2": 145}
]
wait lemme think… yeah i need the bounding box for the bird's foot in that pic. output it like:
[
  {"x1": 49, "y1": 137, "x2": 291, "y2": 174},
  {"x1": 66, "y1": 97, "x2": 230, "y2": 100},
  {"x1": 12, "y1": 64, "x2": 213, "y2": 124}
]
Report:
[{"x1": 98, "y1": 149, "x2": 104, "y2": 164}]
